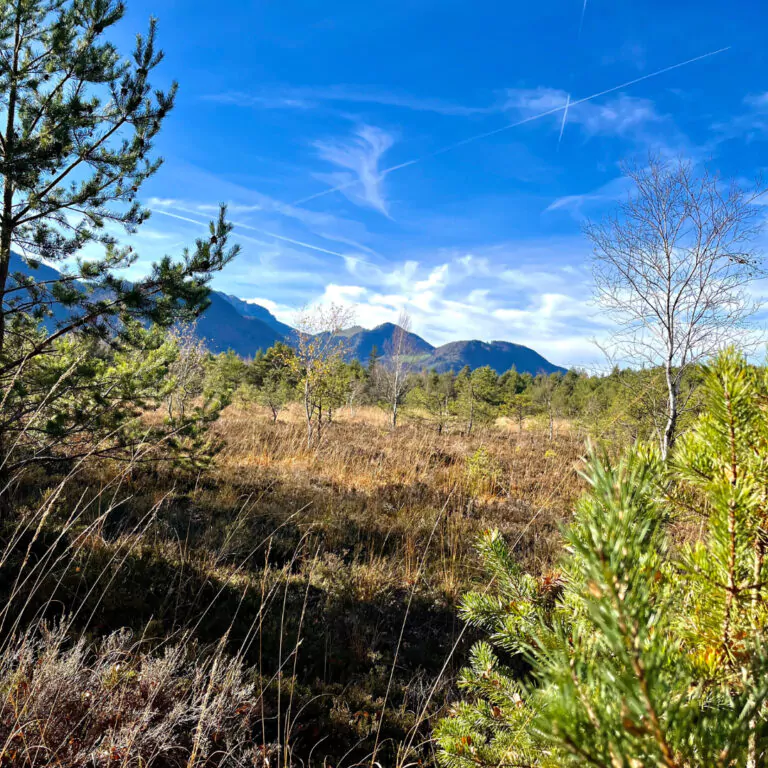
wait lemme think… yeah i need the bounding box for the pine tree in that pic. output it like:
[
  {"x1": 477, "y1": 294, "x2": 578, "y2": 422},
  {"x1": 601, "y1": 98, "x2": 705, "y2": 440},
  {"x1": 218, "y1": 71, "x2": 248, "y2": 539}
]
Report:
[
  {"x1": 407, "y1": 368, "x2": 454, "y2": 434},
  {"x1": 0, "y1": 0, "x2": 238, "y2": 370},
  {"x1": 437, "y1": 349, "x2": 768, "y2": 767},
  {"x1": 0, "y1": 1, "x2": 239, "y2": 468},
  {"x1": 455, "y1": 366, "x2": 499, "y2": 435},
  {"x1": 368, "y1": 344, "x2": 380, "y2": 374}
]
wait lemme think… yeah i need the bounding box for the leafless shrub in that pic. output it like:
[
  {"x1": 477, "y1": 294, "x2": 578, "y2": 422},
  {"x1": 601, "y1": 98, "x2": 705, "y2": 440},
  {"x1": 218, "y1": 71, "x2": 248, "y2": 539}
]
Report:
[
  {"x1": 378, "y1": 311, "x2": 416, "y2": 429},
  {"x1": 165, "y1": 323, "x2": 208, "y2": 421}
]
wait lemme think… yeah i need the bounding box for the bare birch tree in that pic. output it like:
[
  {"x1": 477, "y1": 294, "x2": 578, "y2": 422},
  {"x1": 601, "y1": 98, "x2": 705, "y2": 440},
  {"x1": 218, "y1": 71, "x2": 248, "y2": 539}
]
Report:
[
  {"x1": 587, "y1": 156, "x2": 765, "y2": 459},
  {"x1": 379, "y1": 311, "x2": 415, "y2": 429},
  {"x1": 165, "y1": 323, "x2": 207, "y2": 421}
]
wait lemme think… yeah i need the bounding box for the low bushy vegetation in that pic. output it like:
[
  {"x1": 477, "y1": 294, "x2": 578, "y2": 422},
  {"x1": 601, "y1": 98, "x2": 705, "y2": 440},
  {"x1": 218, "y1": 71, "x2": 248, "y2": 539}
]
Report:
[{"x1": 0, "y1": 625, "x2": 261, "y2": 768}]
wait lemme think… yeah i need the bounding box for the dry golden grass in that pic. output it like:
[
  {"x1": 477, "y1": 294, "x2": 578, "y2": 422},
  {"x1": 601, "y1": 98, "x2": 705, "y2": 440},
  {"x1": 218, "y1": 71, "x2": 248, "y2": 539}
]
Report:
[
  {"x1": 212, "y1": 403, "x2": 586, "y2": 594},
  {"x1": 0, "y1": 402, "x2": 591, "y2": 767}
]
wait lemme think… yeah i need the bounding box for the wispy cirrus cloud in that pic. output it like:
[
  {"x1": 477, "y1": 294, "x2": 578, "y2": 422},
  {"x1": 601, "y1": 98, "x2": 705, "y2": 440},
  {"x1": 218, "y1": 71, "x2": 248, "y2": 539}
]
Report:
[
  {"x1": 288, "y1": 50, "x2": 725, "y2": 210},
  {"x1": 145, "y1": 166, "x2": 382, "y2": 261},
  {"x1": 545, "y1": 176, "x2": 633, "y2": 216},
  {"x1": 313, "y1": 125, "x2": 396, "y2": 216},
  {"x1": 148, "y1": 197, "x2": 376, "y2": 266},
  {"x1": 711, "y1": 92, "x2": 768, "y2": 143}
]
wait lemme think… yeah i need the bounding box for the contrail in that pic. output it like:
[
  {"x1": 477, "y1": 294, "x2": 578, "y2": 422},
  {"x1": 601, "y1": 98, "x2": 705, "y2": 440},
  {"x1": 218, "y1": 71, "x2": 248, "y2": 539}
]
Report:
[
  {"x1": 234, "y1": 220, "x2": 373, "y2": 264},
  {"x1": 153, "y1": 206, "x2": 373, "y2": 265},
  {"x1": 293, "y1": 46, "x2": 731, "y2": 208},
  {"x1": 558, "y1": 93, "x2": 571, "y2": 148},
  {"x1": 578, "y1": 0, "x2": 587, "y2": 38},
  {"x1": 152, "y1": 208, "x2": 210, "y2": 228}
]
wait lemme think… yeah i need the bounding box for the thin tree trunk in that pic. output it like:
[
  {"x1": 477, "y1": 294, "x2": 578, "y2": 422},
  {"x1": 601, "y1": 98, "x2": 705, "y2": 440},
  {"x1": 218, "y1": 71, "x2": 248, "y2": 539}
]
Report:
[
  {"x1": 0, "y1": 9, "x2": 21, "y2": 488},
  {"x1": 748, "y1": 504, "x2": 766, "y2": 768},
  {"x1": 0, "y1": 9, "x2": 21, "y2": 359},
  {"x1": 304, "y1": 380, "x2": 313, "y2": 448},
  {"x1": 662, "y1": 365, "x2": 678, "y2": 460}
]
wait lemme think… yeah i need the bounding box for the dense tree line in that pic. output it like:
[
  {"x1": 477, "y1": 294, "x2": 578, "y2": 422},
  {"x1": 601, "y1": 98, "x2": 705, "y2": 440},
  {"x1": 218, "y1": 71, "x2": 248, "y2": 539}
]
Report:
[{"x1": 203, "y1": 337, "x2": 705, "y2": 448}]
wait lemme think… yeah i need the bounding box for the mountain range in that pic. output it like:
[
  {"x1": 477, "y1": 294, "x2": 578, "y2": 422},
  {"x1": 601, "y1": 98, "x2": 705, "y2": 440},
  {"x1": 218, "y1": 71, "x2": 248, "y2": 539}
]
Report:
[
  {"x1": 7, "y1": 254, "x2": 566, "y2": 375},
  {"x1": 198, "y1": 298, "x2": 565, "y2": 375}
]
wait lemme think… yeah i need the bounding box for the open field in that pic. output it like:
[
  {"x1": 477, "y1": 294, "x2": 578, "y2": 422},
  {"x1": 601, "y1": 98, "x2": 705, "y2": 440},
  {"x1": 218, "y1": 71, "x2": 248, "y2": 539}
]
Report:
[{"x1": 1, "y1": 404, "x2": 587, "y2": 766}]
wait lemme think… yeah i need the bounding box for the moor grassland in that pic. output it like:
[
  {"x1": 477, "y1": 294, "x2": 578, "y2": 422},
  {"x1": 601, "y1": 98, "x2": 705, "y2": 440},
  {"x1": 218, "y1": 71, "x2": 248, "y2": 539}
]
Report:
[{"x1": 0, "y1": 404, "x2": 586, "y2": 767}]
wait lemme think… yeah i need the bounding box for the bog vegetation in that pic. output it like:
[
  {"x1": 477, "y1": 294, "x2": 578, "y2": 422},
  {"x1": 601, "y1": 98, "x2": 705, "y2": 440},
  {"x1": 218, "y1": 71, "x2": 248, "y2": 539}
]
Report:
[{"x1": 0, "y1": 2, "x2": 766, "y2": 767}]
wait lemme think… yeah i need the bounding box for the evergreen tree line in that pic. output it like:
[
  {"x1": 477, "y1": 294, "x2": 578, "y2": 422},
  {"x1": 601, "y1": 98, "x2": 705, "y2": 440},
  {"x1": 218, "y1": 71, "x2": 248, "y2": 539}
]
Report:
[{"x1": 204, "y1": 338, "x2": 705, "y2": 446}]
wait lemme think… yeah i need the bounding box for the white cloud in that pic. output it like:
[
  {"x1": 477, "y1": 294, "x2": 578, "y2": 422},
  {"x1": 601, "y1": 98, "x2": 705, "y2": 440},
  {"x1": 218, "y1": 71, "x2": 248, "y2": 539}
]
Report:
[
  {"x1": 147, "y1": 197, "x2": 181, "y2": 207},
  {"x1": 414, "y1": 264, "x2": 449, "y2": 292},
  {"x1": 744, "y1": 92, "x2": 768, "y2": 110},
  {"x1": 313, "y1": 125, "x2": 395, "y2": 216},
  {"x1": 206, "y1": 92, "x2": 316, "y2": 110},
  {"x1": 240, "y1": 296, "x2": 296, "y2": 320},
  {"x1": 574, "y1": 94, "x2": 663, "y2": 137},
  {"x1": 318, "y1": 284, "x2": 368, "y2": 304},
  {"x1": 503, "y1": 87, "x2": 568, "y2": 116},
  {"x1": 271, "y1": 242, "x2": 609, "y2": 368},
  {"x1": 711, "y1": 92, "x2": 768, "y2": 142},
  {"x1": 545, "y1": 176, "x2": 632, "y2": 216}
]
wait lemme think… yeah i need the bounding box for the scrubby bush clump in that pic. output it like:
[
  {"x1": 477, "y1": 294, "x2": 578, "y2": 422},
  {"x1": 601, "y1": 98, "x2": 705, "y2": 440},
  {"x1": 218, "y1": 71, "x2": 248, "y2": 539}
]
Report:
[{"x1": 437, "y1": 349, "x2": 768, "y2": 767}]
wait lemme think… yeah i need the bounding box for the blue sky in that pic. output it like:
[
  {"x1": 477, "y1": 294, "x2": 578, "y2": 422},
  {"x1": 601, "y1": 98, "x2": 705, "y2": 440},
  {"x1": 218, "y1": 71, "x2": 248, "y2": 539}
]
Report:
[{"x1": 109, "y1": 0, "x2": 768, "y2": 367}]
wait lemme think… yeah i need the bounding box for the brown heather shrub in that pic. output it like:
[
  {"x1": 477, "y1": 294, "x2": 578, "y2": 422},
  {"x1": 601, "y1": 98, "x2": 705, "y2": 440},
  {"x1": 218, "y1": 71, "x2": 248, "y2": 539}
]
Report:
[{"x1": 0, "y1": 623, "x2": 267, "y2": 768}]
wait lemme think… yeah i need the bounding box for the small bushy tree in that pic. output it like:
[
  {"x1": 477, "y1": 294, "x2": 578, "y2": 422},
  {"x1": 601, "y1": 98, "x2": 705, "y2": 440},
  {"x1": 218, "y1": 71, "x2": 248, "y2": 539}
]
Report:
[
  {"x1": 500, "y1": 367, "x2": 532, "y2": 433},
  {"x1": 165, "y1": 323, "x2": 207, "y2": 421},
  {"x1": 455, "y1": 366, "x2": 498, "y2": 435},
  {"x1": 254, "y1": 376, "x2": 292, "y2": 422},
  {"x1": 290, "y1": 303, "x2": 354, "y2": 446},
  {"x1": 531, "y1": 372, "x2": 561, "y2": 440},
  {"x1": 407, "y1": 369, "x2": 454, "y2": 434},
  {"x1": 437, "y1": 349, "x2": 768, "y2": 767}
]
